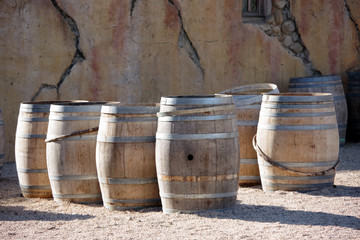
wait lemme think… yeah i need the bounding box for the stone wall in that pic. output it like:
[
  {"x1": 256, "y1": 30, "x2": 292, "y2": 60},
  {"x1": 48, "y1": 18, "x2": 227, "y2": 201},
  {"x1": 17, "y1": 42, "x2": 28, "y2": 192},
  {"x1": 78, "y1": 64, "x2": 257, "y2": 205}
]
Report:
[{"x1": 1, "y1": 0, "x2": 359, "y2": 162}]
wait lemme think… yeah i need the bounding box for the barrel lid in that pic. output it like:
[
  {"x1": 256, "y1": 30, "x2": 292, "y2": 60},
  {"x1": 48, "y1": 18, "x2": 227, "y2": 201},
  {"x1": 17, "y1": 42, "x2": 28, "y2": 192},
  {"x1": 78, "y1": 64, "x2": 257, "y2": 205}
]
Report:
[
  {"x1": 289, "y1": 75, "x2": 341, "y2": 83},
  {"x1": 20, "y1": 100, "x2": 88, "y2": 112},
  {"x1": 262, "y1": 93, "x2": 333, "y2": 102},
  {"x1": 101, "y1": 103, "x2": 160, "y2": 114},
  {"x1": 160, "y1": 94, "x2": 233, "y2": 105},
  {"x1": 50, "y1": 101, "x2": 107, "y2": 112}
]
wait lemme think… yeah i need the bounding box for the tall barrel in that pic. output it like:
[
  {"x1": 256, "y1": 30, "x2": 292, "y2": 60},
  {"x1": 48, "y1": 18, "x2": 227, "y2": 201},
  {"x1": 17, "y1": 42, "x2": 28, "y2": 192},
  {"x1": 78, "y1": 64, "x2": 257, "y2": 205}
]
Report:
[
  {"x1": 346, "y1": 72, "x2": 360, "y2": 141},
  {"x1": 289, "y1": 75, "x2": 347, "y2": 146},
  {"x1": 0, "y1": 108, "x2": 4, "y2": 176},
  {"x1": 46, "y1": 102, "x2": 106, "y2": 203},
  {"x1": 254, "y1": 93, "x2": 339, "y2": 192},
  {"x1": 220, "y1": 83, "x2": 279, "y2": 186},
  {"x1": 15, "y1": 101, "x2": 63, "y2": 198},
  {"x1": 96, "y1": 103, "x2": 161, "y2": 210},
  {"x1": 156, "y1": 95, "x2": 240, "y2": 213}
]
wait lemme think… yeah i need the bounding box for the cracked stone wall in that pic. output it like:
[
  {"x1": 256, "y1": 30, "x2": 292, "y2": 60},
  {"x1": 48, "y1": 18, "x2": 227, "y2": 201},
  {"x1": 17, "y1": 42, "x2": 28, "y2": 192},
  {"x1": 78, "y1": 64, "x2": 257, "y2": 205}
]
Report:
[{"x1": 1, "y1": 0, "x2": 359, "y2": 162}]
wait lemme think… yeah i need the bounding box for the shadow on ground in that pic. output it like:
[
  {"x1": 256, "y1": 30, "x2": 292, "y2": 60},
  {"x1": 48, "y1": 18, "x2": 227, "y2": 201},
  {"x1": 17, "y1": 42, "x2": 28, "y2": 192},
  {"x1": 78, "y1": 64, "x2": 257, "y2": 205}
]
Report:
[
  {"x1": 0, "y1": 205, "x2": 95, "y2": 221},
  {"x1": 193, "y1": 202, "x2": 360, "y2": 230}
]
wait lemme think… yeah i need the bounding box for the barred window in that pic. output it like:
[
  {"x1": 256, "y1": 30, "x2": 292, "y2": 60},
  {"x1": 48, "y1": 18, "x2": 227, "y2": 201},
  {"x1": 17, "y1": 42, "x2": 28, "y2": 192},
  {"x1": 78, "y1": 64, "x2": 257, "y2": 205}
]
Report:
[{"x1": 242, "y1": 0, "x2": 271, "y2": 23}]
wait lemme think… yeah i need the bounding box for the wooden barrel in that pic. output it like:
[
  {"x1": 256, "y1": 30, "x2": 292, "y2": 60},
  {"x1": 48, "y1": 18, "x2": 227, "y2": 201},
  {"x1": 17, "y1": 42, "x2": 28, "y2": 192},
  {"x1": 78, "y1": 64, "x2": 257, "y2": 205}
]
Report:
[
  {"x1": 46, "y1": 102, "x2": 106, "y2": 203},
  {"x1": 220, "y1": 83, "x2": 279, "y2": 186},
  {"x1": 15, "y1": 101, "x2": 64, "y2": 198},
  {"x1": 254, "y1": 93, "x2": 339, "y2": 192},
  {"x1": 346, "y1": 72, "x2": 360, "y2": 141},
  {"x1": 0, "y1": 108, "x2": 4, "y2": 176},
  {"x1": 156, "y1": 95, "x2": 240, "y2": 213},
  {"x1": 289, "y1": 75, "x2": 347, "y2": 146},
  {"x1": 96, "y1": 103, "x2": 161, "y2": 210}
]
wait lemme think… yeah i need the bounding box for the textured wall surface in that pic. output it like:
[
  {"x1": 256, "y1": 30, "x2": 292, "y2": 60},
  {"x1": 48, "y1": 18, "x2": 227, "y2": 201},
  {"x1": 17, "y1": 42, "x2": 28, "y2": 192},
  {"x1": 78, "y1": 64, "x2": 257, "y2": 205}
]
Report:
[{"x1": 1, "y1": 0, "x2": 359, "y2": 162}]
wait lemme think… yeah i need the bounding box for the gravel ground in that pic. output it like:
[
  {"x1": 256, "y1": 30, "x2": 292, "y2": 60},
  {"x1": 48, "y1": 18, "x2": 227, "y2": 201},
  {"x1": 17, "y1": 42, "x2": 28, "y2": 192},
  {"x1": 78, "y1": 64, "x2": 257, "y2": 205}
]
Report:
[{"x1": 0, "y1": 142, "x2": 359, "y2": 240}]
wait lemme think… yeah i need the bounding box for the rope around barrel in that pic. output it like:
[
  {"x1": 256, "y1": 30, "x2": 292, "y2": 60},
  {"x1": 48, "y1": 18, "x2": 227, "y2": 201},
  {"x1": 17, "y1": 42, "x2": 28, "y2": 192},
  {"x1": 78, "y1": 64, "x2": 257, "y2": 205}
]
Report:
[
  {"x1": 157, "y1": 105, "x2": 234, "y2": 117},
  {"x1": 252, "y1": 134, "x2": 339, "y2": 177},
  {"x1": 45, "y1": 127, "x2": 99, "y2": 143}
]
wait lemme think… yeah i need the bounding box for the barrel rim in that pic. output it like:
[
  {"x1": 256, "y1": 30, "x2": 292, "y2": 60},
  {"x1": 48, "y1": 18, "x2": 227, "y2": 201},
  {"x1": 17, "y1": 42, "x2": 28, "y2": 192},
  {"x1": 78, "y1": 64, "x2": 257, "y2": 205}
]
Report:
[
  {"x1": 160, "y1": 94, "x2": 233, "y2": 105},
  {"x1": 50, "y1": 101, "x2": 108, "y2": 106},
  {"x1": 262, "y1": 93, "x2": 333, "y2": 102},
  {"x1": 101, "y1": 102, "x2": 160, "y2": 114},
  {"x1": 289, "y1": 75, "x2": 341, "y2": 83},
  {"x1": 49, "y1": 101, "x2": 108, "y2": 112},
  {"x1": 21, "y1": 100, "x2": 88, "y2": 105},
  {"x1": 219, "y1": 83, "x2": 279, "y2": 95}
]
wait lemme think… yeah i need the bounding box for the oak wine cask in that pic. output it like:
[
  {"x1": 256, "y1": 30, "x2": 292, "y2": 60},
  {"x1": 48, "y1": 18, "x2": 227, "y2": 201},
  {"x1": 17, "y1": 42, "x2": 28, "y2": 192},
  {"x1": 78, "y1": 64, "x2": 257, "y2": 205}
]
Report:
[
  {"x1": 255, "y1": 93, "x2": 339, "y2": 192},
  {"x1": 96, "y1": 103, "x2": 161, "y2": 210},
  {"x1": 156, "y1": 95, "x2": 239, "y2": 213},
  {"x1": 220, "y1": 83, "x2": 279, "y2": 186}
]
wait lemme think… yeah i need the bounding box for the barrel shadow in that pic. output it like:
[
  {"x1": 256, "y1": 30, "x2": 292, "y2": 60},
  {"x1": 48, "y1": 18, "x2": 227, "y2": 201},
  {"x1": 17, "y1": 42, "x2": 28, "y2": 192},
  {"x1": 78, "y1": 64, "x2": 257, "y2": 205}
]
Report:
[
  {"x1": 301, "y1": 185, "x2": 360, "y2": 197},
  {"x1": 0, "y1": 205, "x2": 95, "y2": 221},
  {"x1": 193, "y1": 203, "x2": 360, "y2": 230}
]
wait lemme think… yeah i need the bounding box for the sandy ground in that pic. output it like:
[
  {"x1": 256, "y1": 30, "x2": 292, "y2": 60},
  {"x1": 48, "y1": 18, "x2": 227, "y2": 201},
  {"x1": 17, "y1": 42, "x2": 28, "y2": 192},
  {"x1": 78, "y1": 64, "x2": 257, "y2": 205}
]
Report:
[{"x1": 0, "y1": 142, "x2": 359, "y2": 240}]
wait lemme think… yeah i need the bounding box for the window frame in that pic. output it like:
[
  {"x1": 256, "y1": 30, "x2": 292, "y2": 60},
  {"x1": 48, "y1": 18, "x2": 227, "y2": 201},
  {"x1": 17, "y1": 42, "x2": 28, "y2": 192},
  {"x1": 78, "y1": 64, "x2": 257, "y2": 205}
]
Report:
[{"x1": 242, "y1": 0, "x2": 272, "y2": 23}]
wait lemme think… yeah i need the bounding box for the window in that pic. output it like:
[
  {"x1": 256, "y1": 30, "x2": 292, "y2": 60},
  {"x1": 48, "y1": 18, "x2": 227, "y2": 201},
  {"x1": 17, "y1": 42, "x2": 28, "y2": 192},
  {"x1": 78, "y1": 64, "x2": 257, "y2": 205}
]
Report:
[{"x1": 242, "y1": 0, "x2": 271, "y2": 23}]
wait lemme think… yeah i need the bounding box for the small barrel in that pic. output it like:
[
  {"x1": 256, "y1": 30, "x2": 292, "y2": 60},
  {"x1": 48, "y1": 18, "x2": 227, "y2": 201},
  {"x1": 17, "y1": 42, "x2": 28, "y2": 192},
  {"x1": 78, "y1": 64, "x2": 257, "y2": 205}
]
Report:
[
  {"x1": 96, "y1": 103, "x2": 161, "y2": 210},
  {"x1": 15, "y1": 101, "x2": 85, "y2": 198},
  {"x1": 220, "y1": 83, "x2": 279, "y2": 186},
  {"x1": 46, "y1": 102, "x2": 106, "y2": 203},
  {"x1": 289, "y1": 75, "x2": 347, "y2": 146},
  {"x1": 0, "y1": 108, "x2": 4, "y2": 176},
  {"x1": 156, "y1": 95, "x2": 240, "y2": 213},
  {"x1": 254, "y1": 93, "x2": 339, "y2": 192},
  {"x1": 346, "y1": 72, "x2": 360, "y2": 142}
]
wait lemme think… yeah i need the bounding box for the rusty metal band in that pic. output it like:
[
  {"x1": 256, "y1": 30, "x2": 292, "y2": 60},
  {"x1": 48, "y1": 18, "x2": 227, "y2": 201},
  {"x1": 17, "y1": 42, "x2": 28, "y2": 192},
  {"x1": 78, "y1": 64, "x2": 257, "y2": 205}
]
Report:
[
  {"x1": 157, "y1": 174, "x2": 238, "y2": 182},
  {"x1": 237, "y1": 120, "x2": 258, "y2": 126},
  {"x1": 240, "y1": 158, "x2": 258, "y2": 165},
  {"x1": 260, "y1": 111, "x2": 336, "y2": 117},
  {"x1": 17, "y1": 168, "x2": 48, "y2": 173},
  {"x1": 156, "y1": 132, "x2": 239, "y2": 140},
  {"x1": 53, "y1": 193, "x2": 101, "y2": 199},
  {"x1": 257, "y1": 123, "x2": 337, "y2": 131},
  {"x1": 158, "y1": 114, "x2": 235, "y2": 122},
  {"x1": 98, "y1": 177, "x2": 157, "y2": 185},
  {"x1": 103, "y1": 198, "x2": 161, "y2": 204},
  {"x1": 49, "y1": 115, "x2": 100, "y2": 121},
  {"x1": 160, "y1": 95, "x2": 233, "y2": 105},
  {"x1": 289, "y1": 82, "x2": 340, "y2": 88},
  {"x1": 259, "y1": 160, "x2": 338, "y2": 168},
  {"x1": 20, "y1": 184, "x2": 51, "y2": 190},
  {"x1": 49, "y1": 174, "x2": 98, "y2": 181},
  {"x1": 20, "y1": 104, "x2": 51, "y2": 113},
  {"x1": 262, "y1": 174, "x2": 335, "y2": 181},
  {"x1": 18, "y1": 117, "x2": 49, "y2": 122},
  {"x1": 262, "y1": 94, "x2": 333, "y2": 102},
  {"x1": 97, "y1": 135, "x2": 155, "y2": 143},
  {"x1": 238, "y1": 176, "x2": 261, "y2": 180},
  {"x1": 262, "y1": 103, "x2": 333, "y2": 109},
  {"x1": 100, "y1": 117, "x2": 157, "y2": 123},
  {"x1": 264, "y1": 182, "x2": 334, "y2": 190},
  {"x1": 16, "y1": 134, "x2": 47, "y2": 139},
  {"x1": 160, "y1": 191, "x2": 238, "y2": 199}
]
